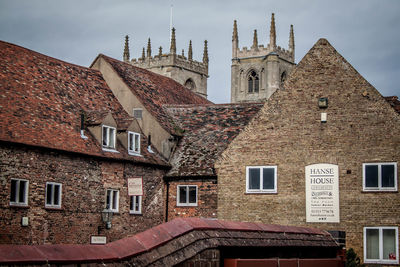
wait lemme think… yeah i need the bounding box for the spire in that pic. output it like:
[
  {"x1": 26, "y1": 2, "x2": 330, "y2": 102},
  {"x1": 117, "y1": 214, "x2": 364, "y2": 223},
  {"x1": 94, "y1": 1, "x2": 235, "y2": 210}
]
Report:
[
  {"x1": 123, "y1": 35, "x2": 130, "y2": 62},
  {"x1": 269, "y1": 13, "x2": 276, "y2": 49},
  {"x1": 182, "y1": 49, "x2": 185, "y2": 57},
  {"x1": 289, "y1": 24, "x2": 295, "y2": 60},
  {"x1": 252, "y1": 29, "x2": 258, "y2": 49},
  {"x1": 232, "y1": 20, "x2": 239, "y2": 58},
  {"x1": 159, "y1": 46, "x2": 163, "y2": 57},
  {"x1": 202, "y1": 40, "x2": 209, "y2": 64},
  {"x1": 170, "y1": 27, "x2": 176, "y2": 54},
  {"x1": 188, "y1": 40, "x2": 193, "y2": 61},
  {"x1": 141, "y1": 47, "x2": 145, "y2": 60},
  {"x1": 147, "y1": 38, "x2": 152, "y2": 58}
]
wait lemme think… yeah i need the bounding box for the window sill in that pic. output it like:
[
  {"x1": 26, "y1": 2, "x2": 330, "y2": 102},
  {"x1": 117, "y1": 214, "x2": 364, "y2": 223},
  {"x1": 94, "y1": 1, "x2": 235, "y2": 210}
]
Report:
[
  {"x1": 176, "y1": 204, "x2": 198, "y2": 207},
  {"x1": 364, "y1": 260, "x2": 399, "y2": 265},
  {"x1": 362, "y1": 189, "x2": 398, "y2": 193},
  {"x1": 246, "y1": 191, "x2": 277, "y2": 194},
  {"x1": 102, "y1": 147, "x2": 119, "y2": 153},
  {"x1": 129, "y1": 212, "x2": 142, "y2": 215},
  {"x1": 128, "y1": 151, "x2": 142, "y2": 157},
  {"x1": 9, "y1": 203, "x2": 29, "y2": 208}
]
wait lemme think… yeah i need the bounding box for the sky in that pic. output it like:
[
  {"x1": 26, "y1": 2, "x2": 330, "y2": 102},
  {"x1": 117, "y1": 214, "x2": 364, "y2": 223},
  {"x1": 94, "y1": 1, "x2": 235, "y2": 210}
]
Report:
[{"x1": 0, "y1": 0, "x2": 399, "y2": 103}]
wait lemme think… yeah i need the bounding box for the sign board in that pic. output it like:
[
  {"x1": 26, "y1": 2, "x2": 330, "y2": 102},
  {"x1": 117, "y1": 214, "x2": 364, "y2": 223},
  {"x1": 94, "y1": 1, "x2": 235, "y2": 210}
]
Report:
[
  {"x1": 305, "y1": 164, "x2": 340, "y2": 223},
  {"x1": 127, "y1": 177, "x2": 143, "y2": 196},
  {"x1": 90, "y1": 235, "x2": 107, "y2": 245}
]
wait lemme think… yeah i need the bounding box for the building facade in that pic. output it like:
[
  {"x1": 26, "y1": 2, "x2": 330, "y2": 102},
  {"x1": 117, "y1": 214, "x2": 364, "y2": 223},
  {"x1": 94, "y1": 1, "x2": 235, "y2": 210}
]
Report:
[
  {"x1": 216, "y1": 39, "x2": 400, "y2": 265},
  {"x1": 231, "y1": 13, "x2": 296, "y2": 103}
]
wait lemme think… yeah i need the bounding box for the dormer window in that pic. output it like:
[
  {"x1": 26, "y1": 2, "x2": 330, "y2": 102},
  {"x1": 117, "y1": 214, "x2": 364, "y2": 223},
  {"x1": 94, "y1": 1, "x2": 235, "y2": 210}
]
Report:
[
  {"x1": 102, "y1": 125, "x2": 116, "y2": 150},
  {"x1": 128, "y1": 132, "x2": 140, "y2": 155}
]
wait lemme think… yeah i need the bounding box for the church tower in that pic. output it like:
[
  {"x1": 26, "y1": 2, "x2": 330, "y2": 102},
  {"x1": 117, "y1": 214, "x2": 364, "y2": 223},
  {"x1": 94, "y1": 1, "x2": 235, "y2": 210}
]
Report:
[
  {"x1": 231, "y1": 13, "x2": 296, "y2": 103},
  {"x1": 123, "y1": 29, "x2": 209, "y2": 98}
]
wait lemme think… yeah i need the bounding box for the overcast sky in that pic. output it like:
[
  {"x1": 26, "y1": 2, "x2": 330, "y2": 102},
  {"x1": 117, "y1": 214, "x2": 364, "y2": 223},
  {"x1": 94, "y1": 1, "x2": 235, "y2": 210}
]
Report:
[{"x1": 0, "y1": 0, "x2": 399, "y2": 103}]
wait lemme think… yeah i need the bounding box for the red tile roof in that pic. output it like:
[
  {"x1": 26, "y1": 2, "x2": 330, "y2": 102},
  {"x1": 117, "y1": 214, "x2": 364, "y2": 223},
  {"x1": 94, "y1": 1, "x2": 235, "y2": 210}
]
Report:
[
  {"x1": 98, "y1": 55, "x2": 212, "y2": 135},
  {"x1": 0, "y1": 40, "x2": 166, "y2": 166},
  {"x1": 0, "y1": 218, "x2": 337, "y2": 265},
  {"x1": 385, "y1": 96, "x2": 400, "y2": 114},
  {"x1": 165, "y1": 103, "x2": 264, "y2": 177}
]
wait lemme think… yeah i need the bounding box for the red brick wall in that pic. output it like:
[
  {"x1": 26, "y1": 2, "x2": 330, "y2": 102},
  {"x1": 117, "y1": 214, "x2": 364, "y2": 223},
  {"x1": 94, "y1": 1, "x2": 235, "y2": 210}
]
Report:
[
  {"x1": 0, "y1": 143, "x2": 167, "y2": 244},
  {"x1": 166, "y1": 179, "x2": 217, "y2": 221}
]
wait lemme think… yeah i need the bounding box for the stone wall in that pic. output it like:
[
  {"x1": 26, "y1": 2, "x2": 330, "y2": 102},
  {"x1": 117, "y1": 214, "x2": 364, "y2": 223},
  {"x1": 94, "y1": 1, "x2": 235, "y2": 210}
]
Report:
[
  {"x1": 0, "y1": 143, "x2": 166, "y2": 244},
  {"x1": 217, "y1": 39, "x2": 400, "y2": 263},
  {"x1": 166, "y1": 179, "x2": 217, "y2": 221}
]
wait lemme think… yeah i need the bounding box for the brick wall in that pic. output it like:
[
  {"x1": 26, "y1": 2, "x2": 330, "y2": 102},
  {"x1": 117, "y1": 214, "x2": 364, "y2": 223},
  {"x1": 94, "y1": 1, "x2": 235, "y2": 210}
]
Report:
[
  {"x1": 0, "y1": 142, "x2": 167, "y2": 244},
  {"x1": 215, "y1": 39, "x2": 400, "y2": 263},
  {"x1": 166, "y1": 178, "x2": 217, "y2": 221}
]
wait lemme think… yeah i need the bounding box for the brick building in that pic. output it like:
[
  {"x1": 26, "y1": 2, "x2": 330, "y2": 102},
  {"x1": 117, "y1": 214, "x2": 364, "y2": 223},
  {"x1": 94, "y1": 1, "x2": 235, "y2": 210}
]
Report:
[
  {"x1": 0, "y1": 41, "x2": 169, "y2": 244},
  {"x1": 215, "y1": 39, "x2": 400, "y2": 265}
]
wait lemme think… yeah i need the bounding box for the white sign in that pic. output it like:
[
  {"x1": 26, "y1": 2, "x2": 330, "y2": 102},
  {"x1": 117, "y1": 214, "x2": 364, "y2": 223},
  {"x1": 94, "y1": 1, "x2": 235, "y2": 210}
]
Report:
[
  {"x1": 306, "y1": 163, "x2": 340, "y2": 223},
  {"x1": 128, "y1": 177, "x2": 143, "y2": 196},
  {"x1": 90, "y1": 236, "x2": 107, "y2": 244}
]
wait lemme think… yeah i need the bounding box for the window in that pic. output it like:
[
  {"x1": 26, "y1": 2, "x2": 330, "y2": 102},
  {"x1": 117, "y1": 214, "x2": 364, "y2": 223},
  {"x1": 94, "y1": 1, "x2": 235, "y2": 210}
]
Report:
[
  {"x1": 133, "y1": 109, "x2": 143, "y2": 119},
  {"x1": 128, "y1": 131, "x2": 140, "y2": 155},
  {"x1": 45, "y1": 182, "x2": 62, "y2": 208},
  {"x1": 184, "y1": 79, "x2": 196, "y2": 91},
  {"x1": 10, "y1": 179, "x2": 29, "y2": 206},
  {"x1": 102, "y1": 125, "x2": 116, "y2": 150},
  {"x1": 248, "y1": 70, "x2": 259, "y2": 93},
  {"x1": 106, "y1": 189, "x2": 119, "y2": 212},
  {"x1": 246, "y1": 166, "x2": 277, "y2": 193},
  {"x1": 364, "y1": 227, "x2": 398, "y2": 264},
  {"x1": 363, "y1": 163, "x2": 397, "y2": 191},
  {"x1": 130, "y1": 195, "x2": 142, "y2": 214},
  {"x1": 177, "y1": 185, "x2": 197, "y2": 206}
]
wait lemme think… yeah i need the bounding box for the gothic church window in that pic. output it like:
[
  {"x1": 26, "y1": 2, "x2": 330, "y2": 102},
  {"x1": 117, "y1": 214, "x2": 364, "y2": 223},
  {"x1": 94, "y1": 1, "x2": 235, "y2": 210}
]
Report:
[
  {"x1": 184, "y1": 79, "x2": 196, "y2": 91},
  {"x1": 248, "y1": 70, "x2": 259, "y2": 93},
  {"x1": 281, "y1": 72, "x2": 287, "y2": 88}
]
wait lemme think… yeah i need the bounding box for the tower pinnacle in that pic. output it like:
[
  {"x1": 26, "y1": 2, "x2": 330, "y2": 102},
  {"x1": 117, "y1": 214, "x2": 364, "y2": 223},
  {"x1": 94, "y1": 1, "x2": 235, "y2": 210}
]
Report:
[
  {"x1": 170, "y1": 27, "x2": 176, "y2": 54},
  {"x1": 141, "y1": 47, "x2": 145, "y2": 60},
  {"x1": 147, "y1": 38, "x2": 152, "y2": 58},
  {"x1": 203, "y1": 40, "x2": 209, "y2": 64},
  {"x1": 289, "y1": 24, "x2": 295, "y2": 60},
  {"x1": 269, "y1": 13, "x2": 276, "y2": 49},
  {"x1": 123, "y1": 35, "x2": 130, "y2": 62},
  {"x1": 252, "y1": 29, "x2": 258, "y2": 50},
  {"x1": 232, "y1": 20, "x2": 239, "y2": 58},
  {"x1": 188, "y1": 40, "x2": 193, "y2": 61}
]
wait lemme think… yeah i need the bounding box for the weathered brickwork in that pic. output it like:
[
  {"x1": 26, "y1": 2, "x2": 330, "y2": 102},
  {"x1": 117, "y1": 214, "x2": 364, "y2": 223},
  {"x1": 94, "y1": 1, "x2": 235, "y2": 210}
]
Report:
[
  {"x1": 216, "y1": 39, "x2": 400, "y2": 264},
  {"x1": 0, "y1": 143, "x2": 166, "y2": 244},
  {"x1": 167, "y1": 179, "x2": 217, "y2": 221}
]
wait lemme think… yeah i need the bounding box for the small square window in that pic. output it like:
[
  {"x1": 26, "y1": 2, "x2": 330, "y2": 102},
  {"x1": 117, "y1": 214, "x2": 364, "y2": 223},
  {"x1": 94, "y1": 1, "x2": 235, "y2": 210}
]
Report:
[
  {"x1": 106, "y1": 189, "x2": 119, "y2": 212},
  {"x1": 102, "y1": 125, "x2": 116, "y2": 150},
  {"x1": 10, "y1": 179, "x2": 29, "y2": 206},
  {"x1": 177, "y1": 185, "x2": 197, "y2": 206},
  {"x1": 130, "y1": 195, "x2": 142, "y2": 214},
  {"x1": 128, "y1": 132, "x2": 140, "y2": 155},
  {"x1": 45, "y1": 182, "x2": 62, "y2": 208},
  {"x1": 133, "y1": 109, "x2": 143, "y2": 119},
  {"x1": 363, "y1": 163, "x2": 397, "y2": 191},
  {"x1": 246, "y1": 166, "x2": 277, "y2": 193},
  {"x1": 364, "y1": 227, "x2": 398, "y2": 264}
]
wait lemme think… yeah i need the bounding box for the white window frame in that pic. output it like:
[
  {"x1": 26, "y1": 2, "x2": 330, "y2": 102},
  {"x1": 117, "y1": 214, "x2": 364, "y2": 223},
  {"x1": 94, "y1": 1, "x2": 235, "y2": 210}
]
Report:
[
  {"x1": 129, "y1": 195, "x2": 142, "y2": 214},
  {"x1": 45, "y1": 182, "x2": 62, "y2": 208},
  {"x1": 246, "y1": 166, "x2": 277, "y2": 193},
  {"x1": 128, "y1": 131, "x2": 141, "y2": 155},
  {"x1": 10, "y1": 178, "x2": 29, "y2": 206},
  {"x1": 106, "y1": 189, "x2": 119, "y2": 212},
  {"x1": 102, "y1": 125, "x2": 116, "y2": 151},
  {"x1": 133, "y1": 108, "x2": 143, "y2": 119},
  {"x1": 364, "y1": 226, "x2": 399, "y2": 264},
  {"x1": 177, "y1": 185, "x2": 198, "y2": 207},
  {"x1": 363, "y1": 162, "x2": 397, "y2": 192}
]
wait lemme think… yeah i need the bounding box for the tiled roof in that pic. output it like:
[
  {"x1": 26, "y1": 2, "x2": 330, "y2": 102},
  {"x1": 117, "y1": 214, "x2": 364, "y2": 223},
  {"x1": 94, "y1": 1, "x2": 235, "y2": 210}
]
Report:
[
  {"x1": 385, "y1": 96, "x2": 400, "y2": 114},
  {"x1": 0, "y1": 218, "x2": 338, "y2": 265},
  {"x1": 98, "y1": 55, "x2": 212, "y2": 135},
  {"x1": 165, "y1": 103, "x2": 263, "y2": 177},
  {"x1": 0, "y1": 40, "x2": 167, "y2": 166}
]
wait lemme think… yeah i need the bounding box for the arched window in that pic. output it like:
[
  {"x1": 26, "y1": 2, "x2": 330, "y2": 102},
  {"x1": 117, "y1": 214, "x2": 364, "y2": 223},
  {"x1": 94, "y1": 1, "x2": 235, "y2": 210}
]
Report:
[
  {"x1": 280, "y1": 72, "x2": 287, "y2": 88},
  {"x1": 184, "y1": 79, "x2": 196, "y2": 91},
  {"x1": 248, "y1": 70, "x2": 259, "y2": 93}
]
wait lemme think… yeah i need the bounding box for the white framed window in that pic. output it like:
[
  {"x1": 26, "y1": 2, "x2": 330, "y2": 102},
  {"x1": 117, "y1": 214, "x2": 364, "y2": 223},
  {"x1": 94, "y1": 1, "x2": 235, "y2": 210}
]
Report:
[
  {"x1": 177, "y1": 185, "x2": 197, "y2": 206},
  {"x1": 128, "y1": 131, "x2": 140, "y2": 155},
  {"x1": 45, "y1": 182, "x2": 62, "y2": 208},
  {"x1": 102, "y1": 125, "x2": 116, "y2": 150},
  {"x1": 246, "y1": 166, "x2": 277, "y2": 193},
  {"x1": 106, "y1": 189, "x2": 119, "y2": 212},
  {"x1": 133, "y1": 108, "x2": 143, "y2": 119},
  {"x1": 364, "y1": 227, "x2": 398, "y2": 264},
  {"x1": 130, "y1": 195, "x2": 142, "y2": 214},
  {"x1": 363, "y1": 163, "x2": 397, "y2": 191},
  {"x1": 10, "y1": 179, "x2": 29, "y2": 206}
]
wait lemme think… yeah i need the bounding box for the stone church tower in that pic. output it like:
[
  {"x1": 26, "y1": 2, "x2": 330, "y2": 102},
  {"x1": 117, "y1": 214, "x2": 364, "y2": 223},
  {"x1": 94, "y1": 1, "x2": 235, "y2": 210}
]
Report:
[
  {"x1": 123, "y1": 29, "x2": 209, "y2": 98},
  {"x1": 231, "y1": 13, "x2": 296, "y2": 103}
]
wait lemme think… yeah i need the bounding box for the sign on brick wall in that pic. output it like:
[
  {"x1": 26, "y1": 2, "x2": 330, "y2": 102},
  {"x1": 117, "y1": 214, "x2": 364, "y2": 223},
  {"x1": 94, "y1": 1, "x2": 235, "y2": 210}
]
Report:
[
  {"x1": 306, "y1": 164, "x2": 340, "y2": 223},
  {"x1": 127, "y1": 177, "x2": 143, "y2": 196}
]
